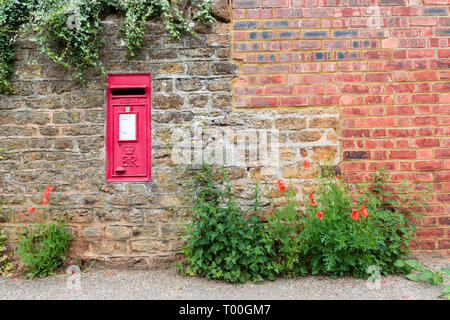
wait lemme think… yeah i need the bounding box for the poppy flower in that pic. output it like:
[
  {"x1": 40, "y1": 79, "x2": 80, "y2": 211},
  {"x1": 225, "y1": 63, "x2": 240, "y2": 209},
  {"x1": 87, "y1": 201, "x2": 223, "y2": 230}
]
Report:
[
  {"x1": 27, "y1": 207, "x2": 35, "y2": 214},
  {"x1": 277, "y1": 179, "x2": 286, "y2": 193},
  {"x1": 293, "y1": 249, "x2": 297, "y2": 252},
  {"x1": 360, "y1": 205, "x2": 369, "y2": 217},
  {"x1": 316, "y1": 211, "x2": 324, "y2": 220},
  {"x1": 303, "y1": 160, "x2": 310, "y2": 169},
  {"x1": 43, "y1": 190, "x2": 50, "y2": 197},
  {"x1": 46, "y1": 185, "x2": 53, "y2": 192},
  {"x1": 336, "y1": 175, "x2": 341, "y2": 180},
  {"x1": 308, "y1": 195, "x2": 317, "y2": 206},
  {"x1": 42, "y1": 198, "x2": 49, "y2": 205},
  {"x1": 350, "y1": 209, "x2": 360, "y2": 220}
]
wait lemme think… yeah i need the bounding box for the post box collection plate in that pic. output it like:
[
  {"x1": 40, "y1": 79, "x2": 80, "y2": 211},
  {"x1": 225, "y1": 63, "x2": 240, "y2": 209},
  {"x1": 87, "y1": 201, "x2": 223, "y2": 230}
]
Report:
[{"x1": 106, "y1": 73, "x2": 151, "y2": 182}]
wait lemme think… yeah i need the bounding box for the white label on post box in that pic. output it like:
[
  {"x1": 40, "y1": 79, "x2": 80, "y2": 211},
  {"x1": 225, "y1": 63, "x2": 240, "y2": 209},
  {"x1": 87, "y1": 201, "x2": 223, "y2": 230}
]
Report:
[{"x1": 119, "y1": 113, "x2": 136, "y2": 140}]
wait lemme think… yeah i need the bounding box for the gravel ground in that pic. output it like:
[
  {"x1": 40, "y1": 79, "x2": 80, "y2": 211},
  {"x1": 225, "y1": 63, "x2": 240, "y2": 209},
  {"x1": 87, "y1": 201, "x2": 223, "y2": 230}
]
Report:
[{"x1": 1, "y1": 257, "x2": 448, "y2": 300}]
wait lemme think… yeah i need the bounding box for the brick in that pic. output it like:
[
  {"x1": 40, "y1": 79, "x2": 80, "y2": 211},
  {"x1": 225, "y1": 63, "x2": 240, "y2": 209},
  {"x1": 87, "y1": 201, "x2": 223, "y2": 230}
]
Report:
[
  {"x1": 438, "y1": 49, "x2": 450, "y2": 58},
  {"x1": 257, "y1": 75, "x2": 285, "y2": 84},
  {"x1": 364, "y1": 51, "x2": 392, "y2": 60},
  {"x1": 414, "y1": 138, "x2": 440, "y2": 148},
  {"x1": 343, "y1": 151, "x2": 370, "y2": 160},
  {"x1": 250, "y1": 97, "x2": 278, "y2": 107},
  {"x1": 390, "y1": 150, "x2": 417, "y2": 159},
  {"x1": 412, "y1": 94, "x2": 439, "y2": 103},
  {"x1": 233, "y1": 0, "x2": 260, "y2": 8},
  {"x1": 365, "y1": 73, "x2": 392, "y2": 82},
  {"x1": 410, "y1": 71, "x2": 438, "y2": 81},
  {"x1": 303, "y1": 74, "x2": 332, "y2": 84},
  {"x1": 413, "y1": 116, "x2": 439, "y2": 125},
  {"x1": 280, "y1": 96, "x2": 308, "y2": 106},
  {"x1": 387, "y1": 105, "x2": 414, "y2": 115},
  {"x1": 366, "y1": 117, "x2": 396, "y2": 127},
  {"x1": 436, "y1": 149, "x2": 450, "y2": 158},
  {"x1": 233, "y1": 21, "x2": 260, "y2": 29},
  {"x1": 342, "y1": 129, "x2": 370, "y2": 137},
  {"x1": 410, "y1": 17, "x2": 438, "y2": 26},
  {"x1": 264, "y1": 86, "x2": 292, "y2": 94},
  {"x1": 416, "y1": 228, "x2": 445, "y2": 238},
  {"x1": 415, "y1": 161, "x2": 442, "y2": 170},
  {"x1": 261, "y1": 0, "x2": 289, "y2": 7}
]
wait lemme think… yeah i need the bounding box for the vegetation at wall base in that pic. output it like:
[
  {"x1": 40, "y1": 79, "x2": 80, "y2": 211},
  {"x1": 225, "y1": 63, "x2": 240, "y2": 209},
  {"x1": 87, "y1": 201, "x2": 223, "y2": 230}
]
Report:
[
  {"x1": 177, "y1": 163, "x2": 433, "y2": 284},
  {"x1": 17, "y1": 217, "x2": 72, "y2": 279}
]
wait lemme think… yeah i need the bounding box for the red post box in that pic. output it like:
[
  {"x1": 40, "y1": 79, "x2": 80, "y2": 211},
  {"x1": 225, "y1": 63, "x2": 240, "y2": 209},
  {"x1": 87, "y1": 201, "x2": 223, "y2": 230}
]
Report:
[{"x1": 106, "y1": 73, "x2": 151, "y2": 182}]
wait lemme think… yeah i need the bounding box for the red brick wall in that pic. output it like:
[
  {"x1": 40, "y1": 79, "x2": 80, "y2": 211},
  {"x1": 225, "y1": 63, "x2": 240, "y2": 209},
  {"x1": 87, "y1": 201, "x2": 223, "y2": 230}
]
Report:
[{"x1": 231, "y1": 0, "x2": 450, "y2": 250}]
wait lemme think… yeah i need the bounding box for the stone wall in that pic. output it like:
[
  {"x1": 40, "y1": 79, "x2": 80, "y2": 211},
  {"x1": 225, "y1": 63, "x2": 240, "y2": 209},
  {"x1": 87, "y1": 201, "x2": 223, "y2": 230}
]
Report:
[
  {"x1": 231, "y1": 0, "x2": 450, "y2": 250},
  {"x1": 0, "y1": 9, "x2": 339, "y2": 266}
]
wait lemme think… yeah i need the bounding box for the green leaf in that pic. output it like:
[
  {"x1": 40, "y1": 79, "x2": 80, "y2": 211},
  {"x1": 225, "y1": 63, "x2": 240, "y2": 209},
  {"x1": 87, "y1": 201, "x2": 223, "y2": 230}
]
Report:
[{"x1": 406, "y1": 273, "x2": 420, "y2": 282}]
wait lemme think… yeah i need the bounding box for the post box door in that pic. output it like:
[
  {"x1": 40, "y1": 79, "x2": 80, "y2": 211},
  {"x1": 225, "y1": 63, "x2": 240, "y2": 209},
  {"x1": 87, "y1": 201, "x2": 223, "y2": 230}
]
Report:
[
  {"x1": 106, "y1": 73, "x2": 151, "y2": 182},
  {"x1": 111, "y1": 103, "x2": 148, "y2": 178}
]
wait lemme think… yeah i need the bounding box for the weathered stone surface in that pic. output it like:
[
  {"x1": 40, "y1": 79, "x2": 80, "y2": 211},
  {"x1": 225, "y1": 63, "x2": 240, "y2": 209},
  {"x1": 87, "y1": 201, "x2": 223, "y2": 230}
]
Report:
[
  {"x1": 211, "y1": 0, "x2": 230, "y2": 22},
  {"x1": 275, "y1": 117, "x2": 306, "y2": 130},
  {"x1": 289, "y1": 130, "x2": 323, "y2": 142},
  {"x1": 106, "y1": 225, "x2": 132, "y2": 240},
  {"x1": 153, "y1": 94, "x2": 184, "y2": 109}
]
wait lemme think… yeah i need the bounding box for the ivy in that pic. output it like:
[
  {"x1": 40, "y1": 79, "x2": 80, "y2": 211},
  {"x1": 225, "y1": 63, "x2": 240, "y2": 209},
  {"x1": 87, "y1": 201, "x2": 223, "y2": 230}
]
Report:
[{"x1": 0, "y1": 0, "x2": 215, "y2": 94}]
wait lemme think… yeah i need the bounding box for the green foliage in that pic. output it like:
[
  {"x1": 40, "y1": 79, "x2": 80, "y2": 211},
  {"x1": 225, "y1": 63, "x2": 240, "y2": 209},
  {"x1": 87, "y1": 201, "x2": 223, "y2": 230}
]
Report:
[
  {"x1": 0, "y1": 0, "x2": 37, "y2": 93},
  {"x1": 16, "y1": 217, "x2": 72, "y2": 279},
  {"x1": 0, "y1": 0, "x2": 215, "y2": 93},
  {"x1": 295, "y1": 165, "x2": 417, "y2": 278},
  {"x1": 177, "y1": 164, "x2": 277, "y2": 283},
  {"x1": 395, "y1": 259, "x2": 450, "y2": 300},
  {"x1": 265, "y1": 184, "x2": 303, "y2": 277},
  {"x1": 0, "y1": 228, "x2": 14, "y2": 277},
  {"x1": 177, "y1": 164, "x2": 427, "y2": 284},
  {"x1": 356, "y1": 166, "x2": 432, "y2": 219}
]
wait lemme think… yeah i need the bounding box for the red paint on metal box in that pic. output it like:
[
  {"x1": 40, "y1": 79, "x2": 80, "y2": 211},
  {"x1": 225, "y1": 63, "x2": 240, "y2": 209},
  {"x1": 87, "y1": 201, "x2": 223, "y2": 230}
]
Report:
[{"x1": 106, "y1": 73, "x2": 151, "y2": 182}]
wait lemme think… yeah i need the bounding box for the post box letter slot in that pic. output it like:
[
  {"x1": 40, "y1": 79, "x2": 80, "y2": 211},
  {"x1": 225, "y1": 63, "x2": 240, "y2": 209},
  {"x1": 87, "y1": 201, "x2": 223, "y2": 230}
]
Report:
[{"x1": 111, "y1": 88, "x2": 146, "y2": 95}]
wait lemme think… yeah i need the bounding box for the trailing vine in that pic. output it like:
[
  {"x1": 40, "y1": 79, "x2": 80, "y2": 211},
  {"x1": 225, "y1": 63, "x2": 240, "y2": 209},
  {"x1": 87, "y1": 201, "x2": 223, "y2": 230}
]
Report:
[{"x1": 0, "y1": 0, "x2": 215, "y2": 94}]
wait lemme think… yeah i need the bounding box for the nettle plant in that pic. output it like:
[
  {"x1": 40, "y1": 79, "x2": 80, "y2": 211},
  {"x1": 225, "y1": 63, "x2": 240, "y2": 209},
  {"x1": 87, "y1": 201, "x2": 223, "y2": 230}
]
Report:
[
  {"x1": 0, "y1": 0, "x2": 215, "y2": 93},
  {"x1": 176, "y1": 164, "x2": 278, "y2": 283}
]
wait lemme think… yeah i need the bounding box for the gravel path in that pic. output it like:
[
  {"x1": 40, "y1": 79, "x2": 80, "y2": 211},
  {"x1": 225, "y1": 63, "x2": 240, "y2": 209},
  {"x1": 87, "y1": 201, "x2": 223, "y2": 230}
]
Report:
[{"x1": 1, "y1": 257, "x2": 448, "y2": 300}]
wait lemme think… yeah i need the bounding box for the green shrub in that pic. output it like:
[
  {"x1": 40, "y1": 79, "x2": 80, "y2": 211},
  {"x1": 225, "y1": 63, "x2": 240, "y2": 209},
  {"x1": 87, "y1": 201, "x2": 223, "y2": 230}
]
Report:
[
  {"x1": 17, "y1": 217, "x2": 72, "y2": 279},
  {"x1": 177, "y1": 164, "x2": 277, "y2": 283}
]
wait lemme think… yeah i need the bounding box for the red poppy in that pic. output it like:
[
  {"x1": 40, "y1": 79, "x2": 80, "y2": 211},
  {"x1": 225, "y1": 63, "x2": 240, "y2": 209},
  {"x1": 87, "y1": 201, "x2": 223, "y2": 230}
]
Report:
[
  {"x1": 336, "y1": 175, "x2": 341, "y2": 180},
  {"x1": 27, "y1": 207, "x2": 35, "y2": 214},
  {"x1": 42, "y1": 198, "x2": 49, "y2": 205},
  {"x1": 293, "y1": 249, "x2": 297, "y2": 252},
  {"x1": 316, "y1": 211, "x2": 324, "y2": 220},
  {"x1": 277, "y1": 179, "x2": 286, "y2": 193},
  {"x1": 46, "y1": 185, "x2": 53, "y2": 192},
  {"x1": 350, "y1": 209, "x2": 360, "y2": 220},
  {"x1": 303, "y1": 160, "x2": 310, "y2": 169},
  {"x1": 360, "y1": 205, "x2": 369, "y2": 217},
  {"x1": 308, "y1": 195, "x2": 317, "y2": 206},
  {"x1": 43, "y1": 190, "x2": 50, "y2": 197}
]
